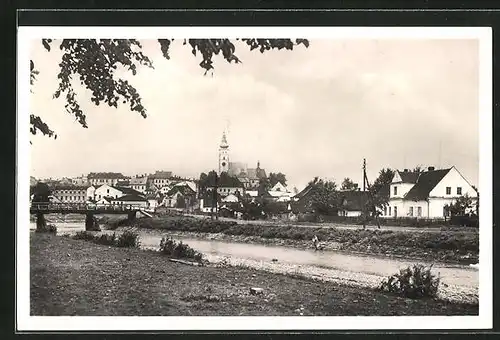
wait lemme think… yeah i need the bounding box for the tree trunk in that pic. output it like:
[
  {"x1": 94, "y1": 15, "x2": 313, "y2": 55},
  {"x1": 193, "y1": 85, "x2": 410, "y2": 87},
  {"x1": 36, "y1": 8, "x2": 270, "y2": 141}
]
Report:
[
  {"x1": 36, "y1": 212, "x2": 46, "y2": 231},
  {"x1": 85, "y1": 212, "x2": 100, "y2": 231}
]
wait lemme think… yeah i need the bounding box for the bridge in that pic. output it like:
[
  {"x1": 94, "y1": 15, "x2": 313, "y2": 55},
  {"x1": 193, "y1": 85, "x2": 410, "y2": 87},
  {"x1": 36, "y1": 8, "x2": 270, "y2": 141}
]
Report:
[{"x1": 30, "y1": 202, "x2": 153, "y2": 230}]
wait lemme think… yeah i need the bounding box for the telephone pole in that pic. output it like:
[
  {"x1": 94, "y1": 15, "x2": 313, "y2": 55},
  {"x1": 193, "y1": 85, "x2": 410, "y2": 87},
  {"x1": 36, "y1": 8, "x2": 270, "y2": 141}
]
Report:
[{"x1": 362, "y1": 159, "x2": 366, "y2": 230}]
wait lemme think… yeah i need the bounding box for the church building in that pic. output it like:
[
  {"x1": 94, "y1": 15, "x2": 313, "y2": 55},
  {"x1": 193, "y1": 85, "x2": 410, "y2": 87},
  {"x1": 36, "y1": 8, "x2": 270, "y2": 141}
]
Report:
[{"x1": 217, "y1": 131, "x2": 267, "y2": 190}]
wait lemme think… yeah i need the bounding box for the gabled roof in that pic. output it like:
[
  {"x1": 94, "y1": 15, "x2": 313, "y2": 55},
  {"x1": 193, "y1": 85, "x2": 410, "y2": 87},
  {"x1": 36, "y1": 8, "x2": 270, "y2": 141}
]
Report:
[
  {"x1": 130, "y1": 177, "x2": 148, "y2": 185},
  {"x1": 110, "y1": 194, "x2": 148, "y2": 202},
  {"x1": 88, "y1": 172, "x2": 126, "y2": 179},
  {"x1": 339, "y1": 190, "x2": 369, "y2": 211},
  {"x1": 167, "y1": 185, "x2": 196, "y2": 197},
  {"x1": 114, "y1": 186, "x2": 145, "y2": 197},
  {"x1": 404, "y1": 168, "x2": 452, "y2": 201},
  {"x1": 294, "y1": 183, "x2": 315, "y2": 200},
  {"x1": 396, "y1": 170, "x2": 420, "y2": 184},
  {"x1": 149, "y1": 171, "x2": 172, "y2": 179}
]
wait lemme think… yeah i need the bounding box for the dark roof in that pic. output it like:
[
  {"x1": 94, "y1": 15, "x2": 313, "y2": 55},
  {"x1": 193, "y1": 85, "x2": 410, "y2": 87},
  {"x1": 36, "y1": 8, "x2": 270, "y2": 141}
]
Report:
[
  {"x1": 404, "y1": 168, "x2": 451, "y2": 201},
  {"x1": 88, "y1": 172, "x2": 126, "y2": 179},
  {"x1": 51, "y1": 184, "x2": 87, "y2": 191},
  {"x1": 294, "y1": 184, "x2": 315, "y2": 200},
  {"x1": 111, "y1": 194, "x2": 148, "y2": 202},
  {"x1": 114, "y1": 186, "x2": 144, "y2": 197},
  {"x1": 339, "y1": 190, "x2": 369, "y2": 211},
  {"x1": 116, "y1": 180, "x2": 130, "y2": 186},
  {"x1": 167, "y1": 185, "x2": 196, "y2": 197},
  {"x1": 149, "y1": 171, "x2": 172, "y2": 179},
  {"x1": 397, "y1": 170, "x2": 420, "y2": 183}
]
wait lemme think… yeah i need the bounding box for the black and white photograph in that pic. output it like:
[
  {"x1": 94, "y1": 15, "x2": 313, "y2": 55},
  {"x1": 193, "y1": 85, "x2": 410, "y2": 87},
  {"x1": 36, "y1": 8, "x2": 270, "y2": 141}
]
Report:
[{"x1": 17, "y1": 26, "x2": 492, "y2": 331}]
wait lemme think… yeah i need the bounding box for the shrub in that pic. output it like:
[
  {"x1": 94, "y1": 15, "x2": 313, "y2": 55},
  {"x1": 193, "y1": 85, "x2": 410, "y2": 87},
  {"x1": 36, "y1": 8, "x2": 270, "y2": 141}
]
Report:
[
  {"x1": 159, "y1": 237, "x2": 204, "y2": 262},
  {"x1": 73, "y1": 230, "x2": 139, "y2": 248},
  {"x1": 95, "y1": 233, "x2": 117, "y2": 246},
  {"x1": 73, "y1": 231, "x2": 96, "y2": 241},
  {"x1": 379, "y1": 264, "x2": 440, "y2": 299},
  {"x1": 116, "y1": 230, "x2": 141, "y2": 248}
]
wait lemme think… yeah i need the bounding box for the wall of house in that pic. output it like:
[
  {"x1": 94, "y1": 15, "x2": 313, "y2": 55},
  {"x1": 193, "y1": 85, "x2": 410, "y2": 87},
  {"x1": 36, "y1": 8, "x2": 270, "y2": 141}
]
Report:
[
  {"x1": 199, "y1": 198, "x2": 217, "y2": 213},
  {"x1": 390, "y1": 183, "x2": 415, "y2": 199},
  {"x1": 338, "y1": 210, "x2": 362, "y2": 217},
  {"x1": 132, "y1": 184, "x2": 147, "y2": 193},
  {"x1": 217, "y1": 187, "x2": 243, "y2": 197},
  {"x1": 113, "y1": 200, "x2": 148, "y2": 208},
  {"x1": 383, "y1": 199, "x2": 429, "y2": 218},
  {"x1": 52, "y1": 189, "x2": 87, "y2": 203},
  {"x1": 86, "y1": 186, "x2": 96, "y2": 201},
  {"x1": 90, "y1": 178, "x2": 120, "y2": 186},
  {"x1": 429, "y1": 167, "x2": 478, "y2": 199},
  {"x1": 94, "y1": 184, "x2": 123, "y2": 200}
]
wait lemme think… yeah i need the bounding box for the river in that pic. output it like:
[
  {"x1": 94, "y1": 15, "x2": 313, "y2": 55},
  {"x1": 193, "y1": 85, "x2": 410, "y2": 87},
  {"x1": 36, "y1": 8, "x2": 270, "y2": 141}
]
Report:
[{"x1": 29, "y1": 222, "x2": 478, "y2": 295}]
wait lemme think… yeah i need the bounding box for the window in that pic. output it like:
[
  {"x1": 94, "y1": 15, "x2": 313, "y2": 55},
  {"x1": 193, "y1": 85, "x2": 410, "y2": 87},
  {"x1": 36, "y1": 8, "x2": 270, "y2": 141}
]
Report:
[
  {"x1": 389, "y1": 207, "x2": 392, "y2": 216},
  {"x1": 394, "y1": 206, "x2": 398, "y2": 217},
  {"x1": 393, "y1": 186, "x2": 398, "y2": 195},
  {"x1": 409, "y1": 207, "x2": 413, "y2": 217},
  {"x1": 384, "y1": 206, "x2": 387, "y2": 216},
  {"x1": 457, "y1": 187, "x2": 462, "y2": 195},
  {"x1": 417, "y1": 207, "x2": 422, "y2": 217},
  {"x1": 446, "y1": 187, "x2": 451, "y2": 195},
  {"x1": 107, "y1": 189, "x2": 110, "y2": 194}
]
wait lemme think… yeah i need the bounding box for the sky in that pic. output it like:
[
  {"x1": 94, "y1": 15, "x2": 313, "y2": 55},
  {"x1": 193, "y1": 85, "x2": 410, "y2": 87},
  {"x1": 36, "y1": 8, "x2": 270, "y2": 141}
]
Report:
[{"x1": 29, "y1": 38, "x2": 479, "y2": 191}]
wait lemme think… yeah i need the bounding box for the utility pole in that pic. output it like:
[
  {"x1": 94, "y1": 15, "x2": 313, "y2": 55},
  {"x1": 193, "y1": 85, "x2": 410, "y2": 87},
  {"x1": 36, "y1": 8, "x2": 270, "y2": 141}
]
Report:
[{"x1": 362, "y1": 159, "x2": 367, "y2": 230}]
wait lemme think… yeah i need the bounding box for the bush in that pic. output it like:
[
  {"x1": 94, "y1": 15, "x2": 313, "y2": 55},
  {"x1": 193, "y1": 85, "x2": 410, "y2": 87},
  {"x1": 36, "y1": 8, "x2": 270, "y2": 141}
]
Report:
[
  {"x1": 35, "y1": 223, "x2": 57, "y2": 234},
  {"x1": 379, "y1": 264, "x2": 440, "y2": 299},
  {"x1": 95, "y1": 233, "x2": 117, "y2": 246},
  {"x1": 73, "y1": 231, "x2": 96, "y2": 241},
  {"x1": 159, "y1": 237, "x2": 204, "y2": 262},
  {"x1": 73, "y1": 230, "x2": 139, "y2": 248},
  {"x1": 116, "y1": 230, "x2": 141, "y2": 248}
]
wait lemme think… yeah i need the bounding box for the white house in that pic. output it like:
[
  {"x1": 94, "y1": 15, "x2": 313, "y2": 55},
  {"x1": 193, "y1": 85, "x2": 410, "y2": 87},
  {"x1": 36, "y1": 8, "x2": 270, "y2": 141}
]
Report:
[
  {"x1": 86, "y1": 185, "x2": 96, "y2": 201},
  {"x1": 110, "y1": 194, "x2": 148, "y2": 208},
  {"x1": 384, "y1": 166, "x2": 478, "y2": 219},
  {"x1": 130, "y1": 176, "x2": 148, "y2": 193},
  {"x1": 94, "y1": 184, "x2": 125, "y2": 200},
  {"x1": 266, "y1": 182, "x2": 293, "y2": 202},
  {"x1": 222, "y1": 193, "x2": 239, "y2": 203},
  {"x1": 199, "y1": 197, "x2": 218, "y2": 213}
]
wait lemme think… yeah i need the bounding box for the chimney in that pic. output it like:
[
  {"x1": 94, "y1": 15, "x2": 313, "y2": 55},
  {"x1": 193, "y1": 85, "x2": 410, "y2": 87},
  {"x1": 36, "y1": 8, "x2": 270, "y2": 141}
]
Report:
[
  {"x1": 428, "y1": 166, "x2": 435, "y2": 171},
  {"x1": 404, "y1": 169, "x2": 408, "y2": 172}
]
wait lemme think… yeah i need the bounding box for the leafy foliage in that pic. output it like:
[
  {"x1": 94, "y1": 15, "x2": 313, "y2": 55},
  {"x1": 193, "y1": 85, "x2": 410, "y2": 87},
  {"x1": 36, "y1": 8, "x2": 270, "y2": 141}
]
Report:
[
  {"x1": 368, "y1": 168, "x2": 395, "y2": 211},
  {"x1": 159, "y1": 236, "x2": 204, "y2": 262},
  {"x1": 444, "y1": 194, "x2": 476, "y2": 216},
  {"x1": 306, "y1": 177, "x2": 340, "y2": 216},
  {"x1": 116, "y1": 230, "x2": 141, "y2": 248},
  {"x1": 268, "y1": 172, "x2": 287, "y2": 187},
  {"x1": 31, "y1": 182, "x2": 51, "y2": 202},
  {"x1": 341, "y1": 177, "x2": 358, "y2": 191},
  {"x1": 31, "y1": 38, "x2": 309, "y2": 138},
  {"x1": 73, "y1": 230, "x2": 140, "y2": 248},
  {"x1": 379, "y1": 264, "x2": 440, "y2": 299}
]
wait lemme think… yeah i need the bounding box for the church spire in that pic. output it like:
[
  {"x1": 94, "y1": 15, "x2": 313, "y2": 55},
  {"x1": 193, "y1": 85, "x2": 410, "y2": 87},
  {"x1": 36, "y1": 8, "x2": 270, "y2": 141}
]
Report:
[{"x1": 220, "y1": 131, "x2": 229, "y2": 149}]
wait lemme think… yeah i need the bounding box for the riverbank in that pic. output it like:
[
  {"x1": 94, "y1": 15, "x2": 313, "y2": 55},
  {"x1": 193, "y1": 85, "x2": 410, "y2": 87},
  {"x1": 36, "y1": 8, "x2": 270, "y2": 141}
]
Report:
[
  {"x1": 117, "y1": 216, "x2": 479, "y2": 265},
  {"x1": 30, "y1": 233, "x2": 478, "y2": 316}
]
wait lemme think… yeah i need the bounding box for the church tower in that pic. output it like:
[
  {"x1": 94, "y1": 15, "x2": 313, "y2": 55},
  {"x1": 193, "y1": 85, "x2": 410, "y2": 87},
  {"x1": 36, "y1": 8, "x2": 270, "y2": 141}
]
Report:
[{"x1": 218, "y1": 131, "x2": 229, "y2": 174}]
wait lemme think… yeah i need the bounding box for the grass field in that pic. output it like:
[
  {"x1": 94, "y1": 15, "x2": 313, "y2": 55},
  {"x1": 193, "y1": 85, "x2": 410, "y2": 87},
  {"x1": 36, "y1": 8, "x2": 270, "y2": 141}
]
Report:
[{"x1": 30, "y1": 233, "x2": 478, "y2": 316}]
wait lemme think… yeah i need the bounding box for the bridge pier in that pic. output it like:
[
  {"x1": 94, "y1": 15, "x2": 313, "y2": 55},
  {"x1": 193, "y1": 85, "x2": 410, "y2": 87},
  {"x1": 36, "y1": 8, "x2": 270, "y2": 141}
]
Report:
[
  {"x1": 85, "y1": 212, "x2": 101, "y2": 231},
  {"x1": 35, "y1": 212, "x2": 47, "y2": 231},
  {"x1": 127, "y1": 211, "x2": 137, "y2": 222}
]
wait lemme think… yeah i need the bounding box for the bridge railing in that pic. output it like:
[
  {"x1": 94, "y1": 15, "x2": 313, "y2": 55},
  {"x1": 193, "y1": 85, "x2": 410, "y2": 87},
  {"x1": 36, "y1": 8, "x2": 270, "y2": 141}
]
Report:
[{"x1": 30, "y1": 202, "x2": 145, "y2": 212}]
